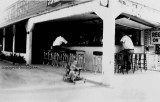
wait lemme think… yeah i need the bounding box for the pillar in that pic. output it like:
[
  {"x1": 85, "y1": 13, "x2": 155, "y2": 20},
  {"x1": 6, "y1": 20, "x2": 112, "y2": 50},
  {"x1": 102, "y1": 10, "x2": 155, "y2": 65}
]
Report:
[
  {"x1": 94, "y1": 6, "x2": 115, "y2": 86},
  {"x1": 2, "y1": 28, "x2": 5, "y2": 52},
  {"x1": 102, "y1": 10, "x2": 115, "y2": 86},
  {"x1": 94, "y1": 0, "x2": 121, "y2": 86},
  {"x1": 12, "y1": 25, "x2": 16, "y2": 53},
  {"x1": 141, "y1": 30, "x2": 145, "y2": 53},
  {"x1": 26, "y1": 31, "x2": 32, "y2": 64}
]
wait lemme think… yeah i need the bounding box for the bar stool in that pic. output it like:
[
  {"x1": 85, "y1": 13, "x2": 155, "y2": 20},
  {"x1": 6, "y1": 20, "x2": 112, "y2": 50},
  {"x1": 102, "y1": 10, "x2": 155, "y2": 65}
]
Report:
[
  {"x1": 131, "y1": 53, "x2": 136, "y2": 72},
  {"x1": 43, "y1": 51, "x2": 48, "y2": 65},
  {"x1": 59, "y1": 49, "x2": 70, "y2": 68},
  {"x1": 43, "y1": 50, "x2": 52, "y2": 65},
  {"x1": 133, "y1": 53, "x2": 139, "y2": 71},
  {"x1": 128, "y1": 53, "x2": 134, "y2": 73},
  {"x1": 62, "y1": 52, "x2": 69, "y2": 68},
  {"x1": 58, "y1": 50, "x2": 65, "y2": 67},
  {"x1": 47, "y1": 50, "x2": 53, "y2": 65},
  {"x1": 93, "y1": 51, "x2": 103, "y2": 74},
  {"x1": 76, "y1": 50, "x2": 85, "y2": 71},
  {"x1": 138, "y1": 53, "x2": 147, "y2": 71},
  {"x1": 51, "y1": 51, "x2": 56, "y2": 66},
  {"x1": 68, "y1": 50, "x2": 77, "y2": 66},
  {"x1": 115, "y1": 53, "x2": 125, "y2": 73},
  {"x1": 52, "y1": 51, "x2": 60, "y2": 67},
  {"x1": 123, "y1": 53, "x2": 134, "y2": 74},
  {"x1": 114, "y1": 53, "x2": 118, "y2": 73},
  {"x1": 116, "y1": 53, "x2": 134, "y2": 74}
]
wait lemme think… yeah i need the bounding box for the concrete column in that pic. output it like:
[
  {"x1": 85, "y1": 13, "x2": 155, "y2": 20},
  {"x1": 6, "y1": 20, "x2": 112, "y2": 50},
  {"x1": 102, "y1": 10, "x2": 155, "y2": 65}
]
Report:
[
  {"x1": 102, "y1": 10, "x2": 115, "y2": 86},
  {"x1": 12, "y1": 25, "x2": 16, "y2": 53},
  {"x1": 141, "y1": 30, "x2": 145, "y2": 53},
  {"x1": 2, "y1": 28, "x2": 5, "y2": 52},
  {"x1": 93, "y1": 0, "x2": 121, "y2": 86},
  {"x1": 26, "y1": 31, "x2": 32, "y2": 64},
  {"x1": 94, "y1": 6, "x2": 115, "y2": 86}
]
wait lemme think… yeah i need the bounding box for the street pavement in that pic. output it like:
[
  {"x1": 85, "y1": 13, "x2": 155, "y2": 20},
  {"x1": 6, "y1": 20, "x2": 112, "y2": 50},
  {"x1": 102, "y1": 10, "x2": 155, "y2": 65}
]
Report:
[{"x1": 0, "y1": 61, "x2": 160, "y2": 102}]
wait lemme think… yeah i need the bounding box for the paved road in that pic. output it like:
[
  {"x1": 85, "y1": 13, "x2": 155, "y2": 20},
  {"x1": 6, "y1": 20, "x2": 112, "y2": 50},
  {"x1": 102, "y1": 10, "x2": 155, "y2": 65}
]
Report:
[{"x1": 0, "y1": 61, "x2": 160, "y2": 102}]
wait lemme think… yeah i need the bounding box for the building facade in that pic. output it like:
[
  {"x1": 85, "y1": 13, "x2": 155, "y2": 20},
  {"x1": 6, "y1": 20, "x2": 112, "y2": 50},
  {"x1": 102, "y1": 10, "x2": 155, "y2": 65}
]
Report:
[{"x1": 1, "y1": 0, "x2": 160, "y2": 85}]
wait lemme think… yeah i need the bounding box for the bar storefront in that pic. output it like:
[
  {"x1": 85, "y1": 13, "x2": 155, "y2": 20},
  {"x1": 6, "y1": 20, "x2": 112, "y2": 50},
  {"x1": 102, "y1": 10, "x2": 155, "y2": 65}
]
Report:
[{"x1": 1, "y1": 0, "x2": 160, "y2": 85}]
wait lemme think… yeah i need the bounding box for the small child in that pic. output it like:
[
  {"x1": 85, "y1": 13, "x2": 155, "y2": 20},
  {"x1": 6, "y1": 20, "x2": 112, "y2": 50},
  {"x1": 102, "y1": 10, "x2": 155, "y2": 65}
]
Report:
[{"x1": 68, "y1": 60, "x2": 79, "y2": 80}]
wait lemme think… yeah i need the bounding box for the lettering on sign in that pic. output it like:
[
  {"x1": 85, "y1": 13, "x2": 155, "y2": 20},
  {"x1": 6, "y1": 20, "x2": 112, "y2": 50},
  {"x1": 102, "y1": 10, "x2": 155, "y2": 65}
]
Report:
[
  {"x1": 152, "y1": 32, "x2": 160, "y2": 37},
  {"x1": 47, "y1": 0, "x2": 74, "y2": 7},
  {"x1": 151, "y1": 31, "x2": 160, "y2": 44},
  {"x1": 47, "y1": 0, "x2": 60, "y2": 6}
]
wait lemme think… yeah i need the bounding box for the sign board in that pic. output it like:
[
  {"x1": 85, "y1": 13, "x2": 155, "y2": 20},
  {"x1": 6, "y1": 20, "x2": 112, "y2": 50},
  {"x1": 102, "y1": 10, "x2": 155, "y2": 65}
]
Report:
[
  {"x1": 47, "y1": 0, "x2": 74, "y2": 7},
  {"x1": 0, "y1": 0, "x2": 93, "y2": 28},
  {"x1": 151, "y1": 31, "x2": 160, "y2": 44}
]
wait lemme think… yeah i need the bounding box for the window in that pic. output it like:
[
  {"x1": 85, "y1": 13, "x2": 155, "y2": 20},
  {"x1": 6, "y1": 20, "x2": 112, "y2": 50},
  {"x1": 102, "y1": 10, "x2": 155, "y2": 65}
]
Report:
[
  {"x1": 14, "y1": 21, "x2": 27, "y2": 53},
  {"x1": 5, "y1": 26, "x2": 13, "y2": 52},
  {"x1": 0, "y1": 29, "x2": 3, "y2": 51},
  {"x1": 115, "y1": 24, "x2": 141, "y2": 46},
  {"x1": 65, "y1": 21, "x2": 103, "y2": 46},
  {"x1": 0, "y1": 29, "x2": 3, "y2": 45}
]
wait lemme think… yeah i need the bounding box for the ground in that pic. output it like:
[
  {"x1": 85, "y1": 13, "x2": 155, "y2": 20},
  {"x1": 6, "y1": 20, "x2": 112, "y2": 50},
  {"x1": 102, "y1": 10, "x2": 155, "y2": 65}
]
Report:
[{"x1": 0, "y1": 61, "x2": 160, "y2": 102}]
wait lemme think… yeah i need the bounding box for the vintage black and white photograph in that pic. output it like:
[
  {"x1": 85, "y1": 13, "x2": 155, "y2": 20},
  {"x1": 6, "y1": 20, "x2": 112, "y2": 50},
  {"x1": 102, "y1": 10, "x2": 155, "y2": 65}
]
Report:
[{"x1": 0, "y1": 0, "x2": 160, "y2": 102}]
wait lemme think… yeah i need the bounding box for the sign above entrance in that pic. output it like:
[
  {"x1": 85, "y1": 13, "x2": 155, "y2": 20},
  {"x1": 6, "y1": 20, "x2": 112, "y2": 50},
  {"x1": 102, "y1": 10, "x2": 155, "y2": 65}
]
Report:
[
  {"x1": 151, "y1": 31, "x2": 160, "y2": 44},
  {"x1": 100, "y1": 0, "x2": 108, "y2": 7},
  {"x1": 47, "y1": 0, "x2": 74, "y2": 7}
]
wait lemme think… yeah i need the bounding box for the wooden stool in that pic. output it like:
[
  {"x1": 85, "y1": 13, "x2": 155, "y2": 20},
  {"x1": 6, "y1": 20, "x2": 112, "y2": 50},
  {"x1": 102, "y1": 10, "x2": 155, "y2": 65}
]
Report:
[{"x1": 93, "y1": 51, "x2": 103, "y2": 74}]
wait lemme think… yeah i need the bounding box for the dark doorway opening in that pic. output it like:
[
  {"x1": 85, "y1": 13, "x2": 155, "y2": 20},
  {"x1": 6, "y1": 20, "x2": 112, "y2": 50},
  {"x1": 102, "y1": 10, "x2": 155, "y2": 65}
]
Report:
[{"x1": 32, "y1": 22, "x2": 58, "y2": 64}]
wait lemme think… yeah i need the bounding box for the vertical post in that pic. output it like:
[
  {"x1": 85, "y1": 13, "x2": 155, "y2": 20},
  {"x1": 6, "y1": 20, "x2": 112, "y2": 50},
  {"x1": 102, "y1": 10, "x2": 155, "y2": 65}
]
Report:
[
  {"x1": 2, "y1": 28, "x2": 5, "y2": 52},
  {"x1": 141, "y1": 30, "x2": 145, "y2": 53},
  {"x1": 94, "y1": 0, "x2": 119, "y2": 86},
  {"x1": 26, "y1": 31, "x2": 32, "y2": 64},
  {"x1": 12, "y1": 25, "x2": 16, "y2": 53},
  {"x1": 102, "y1": 9, "x2": 115, "y2": 86}
]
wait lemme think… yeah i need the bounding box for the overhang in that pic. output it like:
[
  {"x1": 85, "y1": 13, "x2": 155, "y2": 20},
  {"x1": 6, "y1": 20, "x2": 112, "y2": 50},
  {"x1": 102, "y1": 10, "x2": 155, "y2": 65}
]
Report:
[
  {"x1": 26, "y1": 0, "x2": 160, "y2": 32},
  {"x1": 26, "y1": 1, "x2": 98, "y2": 32}
]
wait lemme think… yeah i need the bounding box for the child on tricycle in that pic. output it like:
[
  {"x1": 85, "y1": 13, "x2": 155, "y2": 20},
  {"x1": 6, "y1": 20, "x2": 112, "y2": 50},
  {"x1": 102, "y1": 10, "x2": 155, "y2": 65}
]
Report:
[{"x1": 63, "y1": 60, "x2": 86, "y2": 84}]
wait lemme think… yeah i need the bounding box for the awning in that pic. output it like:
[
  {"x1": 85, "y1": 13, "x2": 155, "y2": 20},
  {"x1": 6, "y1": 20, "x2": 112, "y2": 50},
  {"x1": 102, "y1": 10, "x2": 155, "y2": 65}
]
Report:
[
  {"x1": 116, "y1": 13, "x2": 154, "y2": 30},
  {"x1": 116, "y1": 13, "x2": 155, "y2": 27},
  {"x1": 116, "y1": 0, "x2": 160, "y2": 29},
  {"x1": 26, "y1": 1, "x2": 98, "y2": 32},
  {"x1": 24, "y1": 0, "x2": 160, "y2": 32}
]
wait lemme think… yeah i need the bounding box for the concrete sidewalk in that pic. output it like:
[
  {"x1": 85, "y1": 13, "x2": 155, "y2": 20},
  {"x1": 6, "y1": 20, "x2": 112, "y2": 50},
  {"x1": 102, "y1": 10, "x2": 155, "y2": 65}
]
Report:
[
  {"x1": 0, "y1": 61, "x2": 103, "y2": 90},
  {"x1": 1, "y1": 61, "x2": 160, "y2": 102}
]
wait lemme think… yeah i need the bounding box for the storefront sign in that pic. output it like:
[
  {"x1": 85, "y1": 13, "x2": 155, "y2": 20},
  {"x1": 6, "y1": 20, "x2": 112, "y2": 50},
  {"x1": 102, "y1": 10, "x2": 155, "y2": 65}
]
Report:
[
  {"x1": 100, "y1": 0, "x2": 109, "y2": 7},
  {"x1": 1, "y1": 0, "x2": 93, "y2": 28},
  {"x1": 4, "y1": 0, "x2": 43, "y2": 22},
  {"x1": 151, "y1": 31, "x2": 160, "y2": 44},
  {"x1": 47, "y1": 0, "x2": 74, "y2": 7}
]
